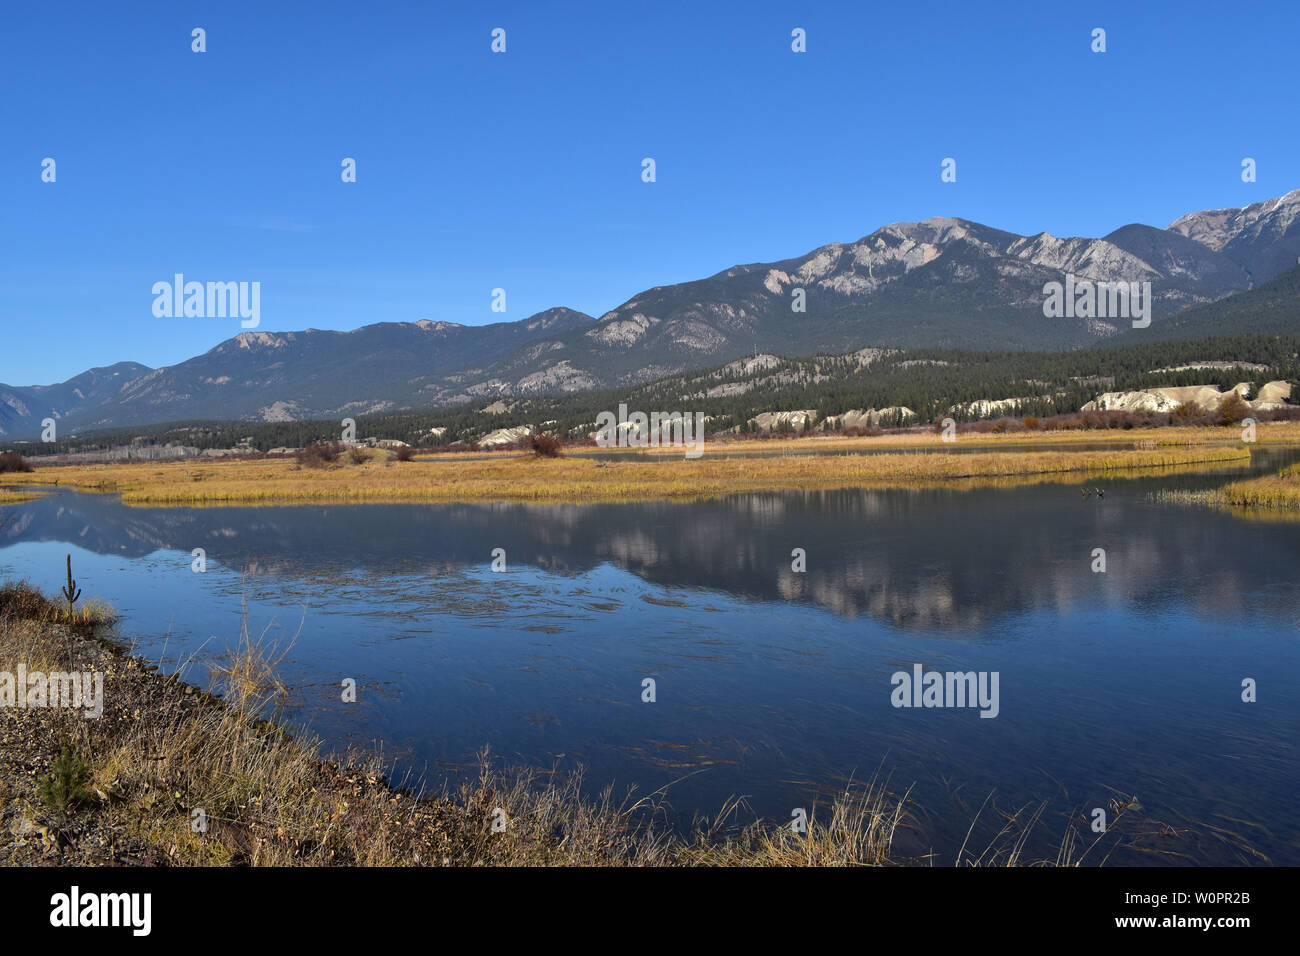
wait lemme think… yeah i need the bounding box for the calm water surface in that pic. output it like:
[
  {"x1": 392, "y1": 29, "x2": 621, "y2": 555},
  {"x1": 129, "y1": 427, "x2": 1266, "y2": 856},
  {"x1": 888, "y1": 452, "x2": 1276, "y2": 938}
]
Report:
[{"x1": 3, "y1": 448, "x2": 1297, "y2": 864}]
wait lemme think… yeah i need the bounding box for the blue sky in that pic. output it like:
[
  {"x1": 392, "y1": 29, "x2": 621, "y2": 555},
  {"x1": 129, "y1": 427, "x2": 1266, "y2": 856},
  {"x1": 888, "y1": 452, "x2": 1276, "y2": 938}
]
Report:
[{"x1": 3, "y1": 0, "x2": 1298, "y2": 385}]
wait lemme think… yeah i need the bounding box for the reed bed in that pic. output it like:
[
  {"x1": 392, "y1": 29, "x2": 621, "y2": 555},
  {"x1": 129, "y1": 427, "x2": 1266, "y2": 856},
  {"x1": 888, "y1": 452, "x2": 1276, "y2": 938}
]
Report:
[
  {"x1": 3, "y1": 445, "x2": 1253, "y2": 507},
  {"x1": 1158, "y1": 461, "x2": 1300, "y2": 516},
  {"x1": 1215, "y1": 461, "x2": 1300, "y2": 509},
  {"x1": 0, "y1": 489, "x2": 43, "y2": 504}
]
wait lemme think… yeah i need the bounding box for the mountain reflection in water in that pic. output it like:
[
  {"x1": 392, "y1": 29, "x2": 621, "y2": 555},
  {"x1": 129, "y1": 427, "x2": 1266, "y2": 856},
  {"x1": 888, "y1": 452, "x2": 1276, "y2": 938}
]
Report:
[{"x1": 2, "y1": 449, "x2": 1297, "y2": 864}]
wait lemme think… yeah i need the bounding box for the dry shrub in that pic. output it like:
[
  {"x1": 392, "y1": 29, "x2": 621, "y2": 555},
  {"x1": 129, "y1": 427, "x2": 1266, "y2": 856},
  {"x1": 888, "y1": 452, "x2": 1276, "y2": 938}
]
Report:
[
  {"x1": 0, "y1": 581, "x2": 56, "y2": 621},
  {"x1": 0, "y1": 580, "x2": 116, "y2": 632},
  {"x1": 1171, "y1": 403, "x2": 1214, "y2": 427},
  {"x1": 393, "y1": 445, "x2": 415, "y2": 462},
  {"x1": 1216, "y1": 393, "x2": 1251, "y2": 426},
  {"x1": 0, "y1": 451, "x2": 33, "y2": 474},
  {"x1": 1258, "y1": 405, "x2": 1300, "y2": 422},
  {"x1": 529, "y1": 432, "x2": 564, "y2": 458},
  {"x1": 297, "y1": 442, "x2": 342, "y2": 469}
]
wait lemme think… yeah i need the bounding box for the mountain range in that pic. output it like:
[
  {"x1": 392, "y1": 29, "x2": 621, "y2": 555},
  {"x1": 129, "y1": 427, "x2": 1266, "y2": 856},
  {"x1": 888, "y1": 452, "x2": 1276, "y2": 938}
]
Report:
[{"x1": 4, "y1": 190, "x2": 1299, "y2": 440}]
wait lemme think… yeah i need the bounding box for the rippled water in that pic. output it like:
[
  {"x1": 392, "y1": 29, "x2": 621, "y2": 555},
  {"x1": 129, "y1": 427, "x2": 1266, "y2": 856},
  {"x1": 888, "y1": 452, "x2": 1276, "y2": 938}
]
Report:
[{"x1": 3, "y1": 447, "x2": 1297, "y2": 864}]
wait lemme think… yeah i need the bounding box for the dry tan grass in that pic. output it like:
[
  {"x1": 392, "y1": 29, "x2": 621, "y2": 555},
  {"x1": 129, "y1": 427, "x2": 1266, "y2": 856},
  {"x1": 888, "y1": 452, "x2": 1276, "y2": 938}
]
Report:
[
  {"x1": 0, "y1": 581, "x2": 117, "y2": 633},
  {"x1": 1213, "y1": 461, "x2": 1300, "y2": 510},
  {"x1": 671, "y1": 776, "x2": 910, "y2": 866},
  {"x1": 0, "y1": 490, "x2": 44, "y2": 504},
  {"x1": 2, "y1": 443, "x2": 1254, "y2": 506}
]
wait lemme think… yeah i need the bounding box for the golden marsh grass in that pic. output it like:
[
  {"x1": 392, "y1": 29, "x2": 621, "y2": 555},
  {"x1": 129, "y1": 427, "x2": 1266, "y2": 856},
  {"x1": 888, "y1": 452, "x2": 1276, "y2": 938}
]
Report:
[
  {"x1": 0, "y1": 489, "x2": 44, "y2": 504},
  {"x1": 3, "y1": 443, "x2": 1253, "y2": 506},
  {"x1": 1179, "y1": 461, "x2": 1300, "y2": 514}
]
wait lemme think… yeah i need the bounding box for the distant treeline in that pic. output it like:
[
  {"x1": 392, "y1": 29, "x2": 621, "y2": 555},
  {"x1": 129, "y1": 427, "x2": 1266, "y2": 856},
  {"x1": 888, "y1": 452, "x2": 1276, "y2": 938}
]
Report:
[{"x1": 8, "y1": 333, "x2": 1299, "y2": 456}]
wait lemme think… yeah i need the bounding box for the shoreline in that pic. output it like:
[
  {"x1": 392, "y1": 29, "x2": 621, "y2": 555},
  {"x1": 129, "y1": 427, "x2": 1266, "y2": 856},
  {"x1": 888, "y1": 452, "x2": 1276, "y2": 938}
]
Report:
[{"x1": 0, "y1": 584, "x2": 1198, "y2": 867}]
